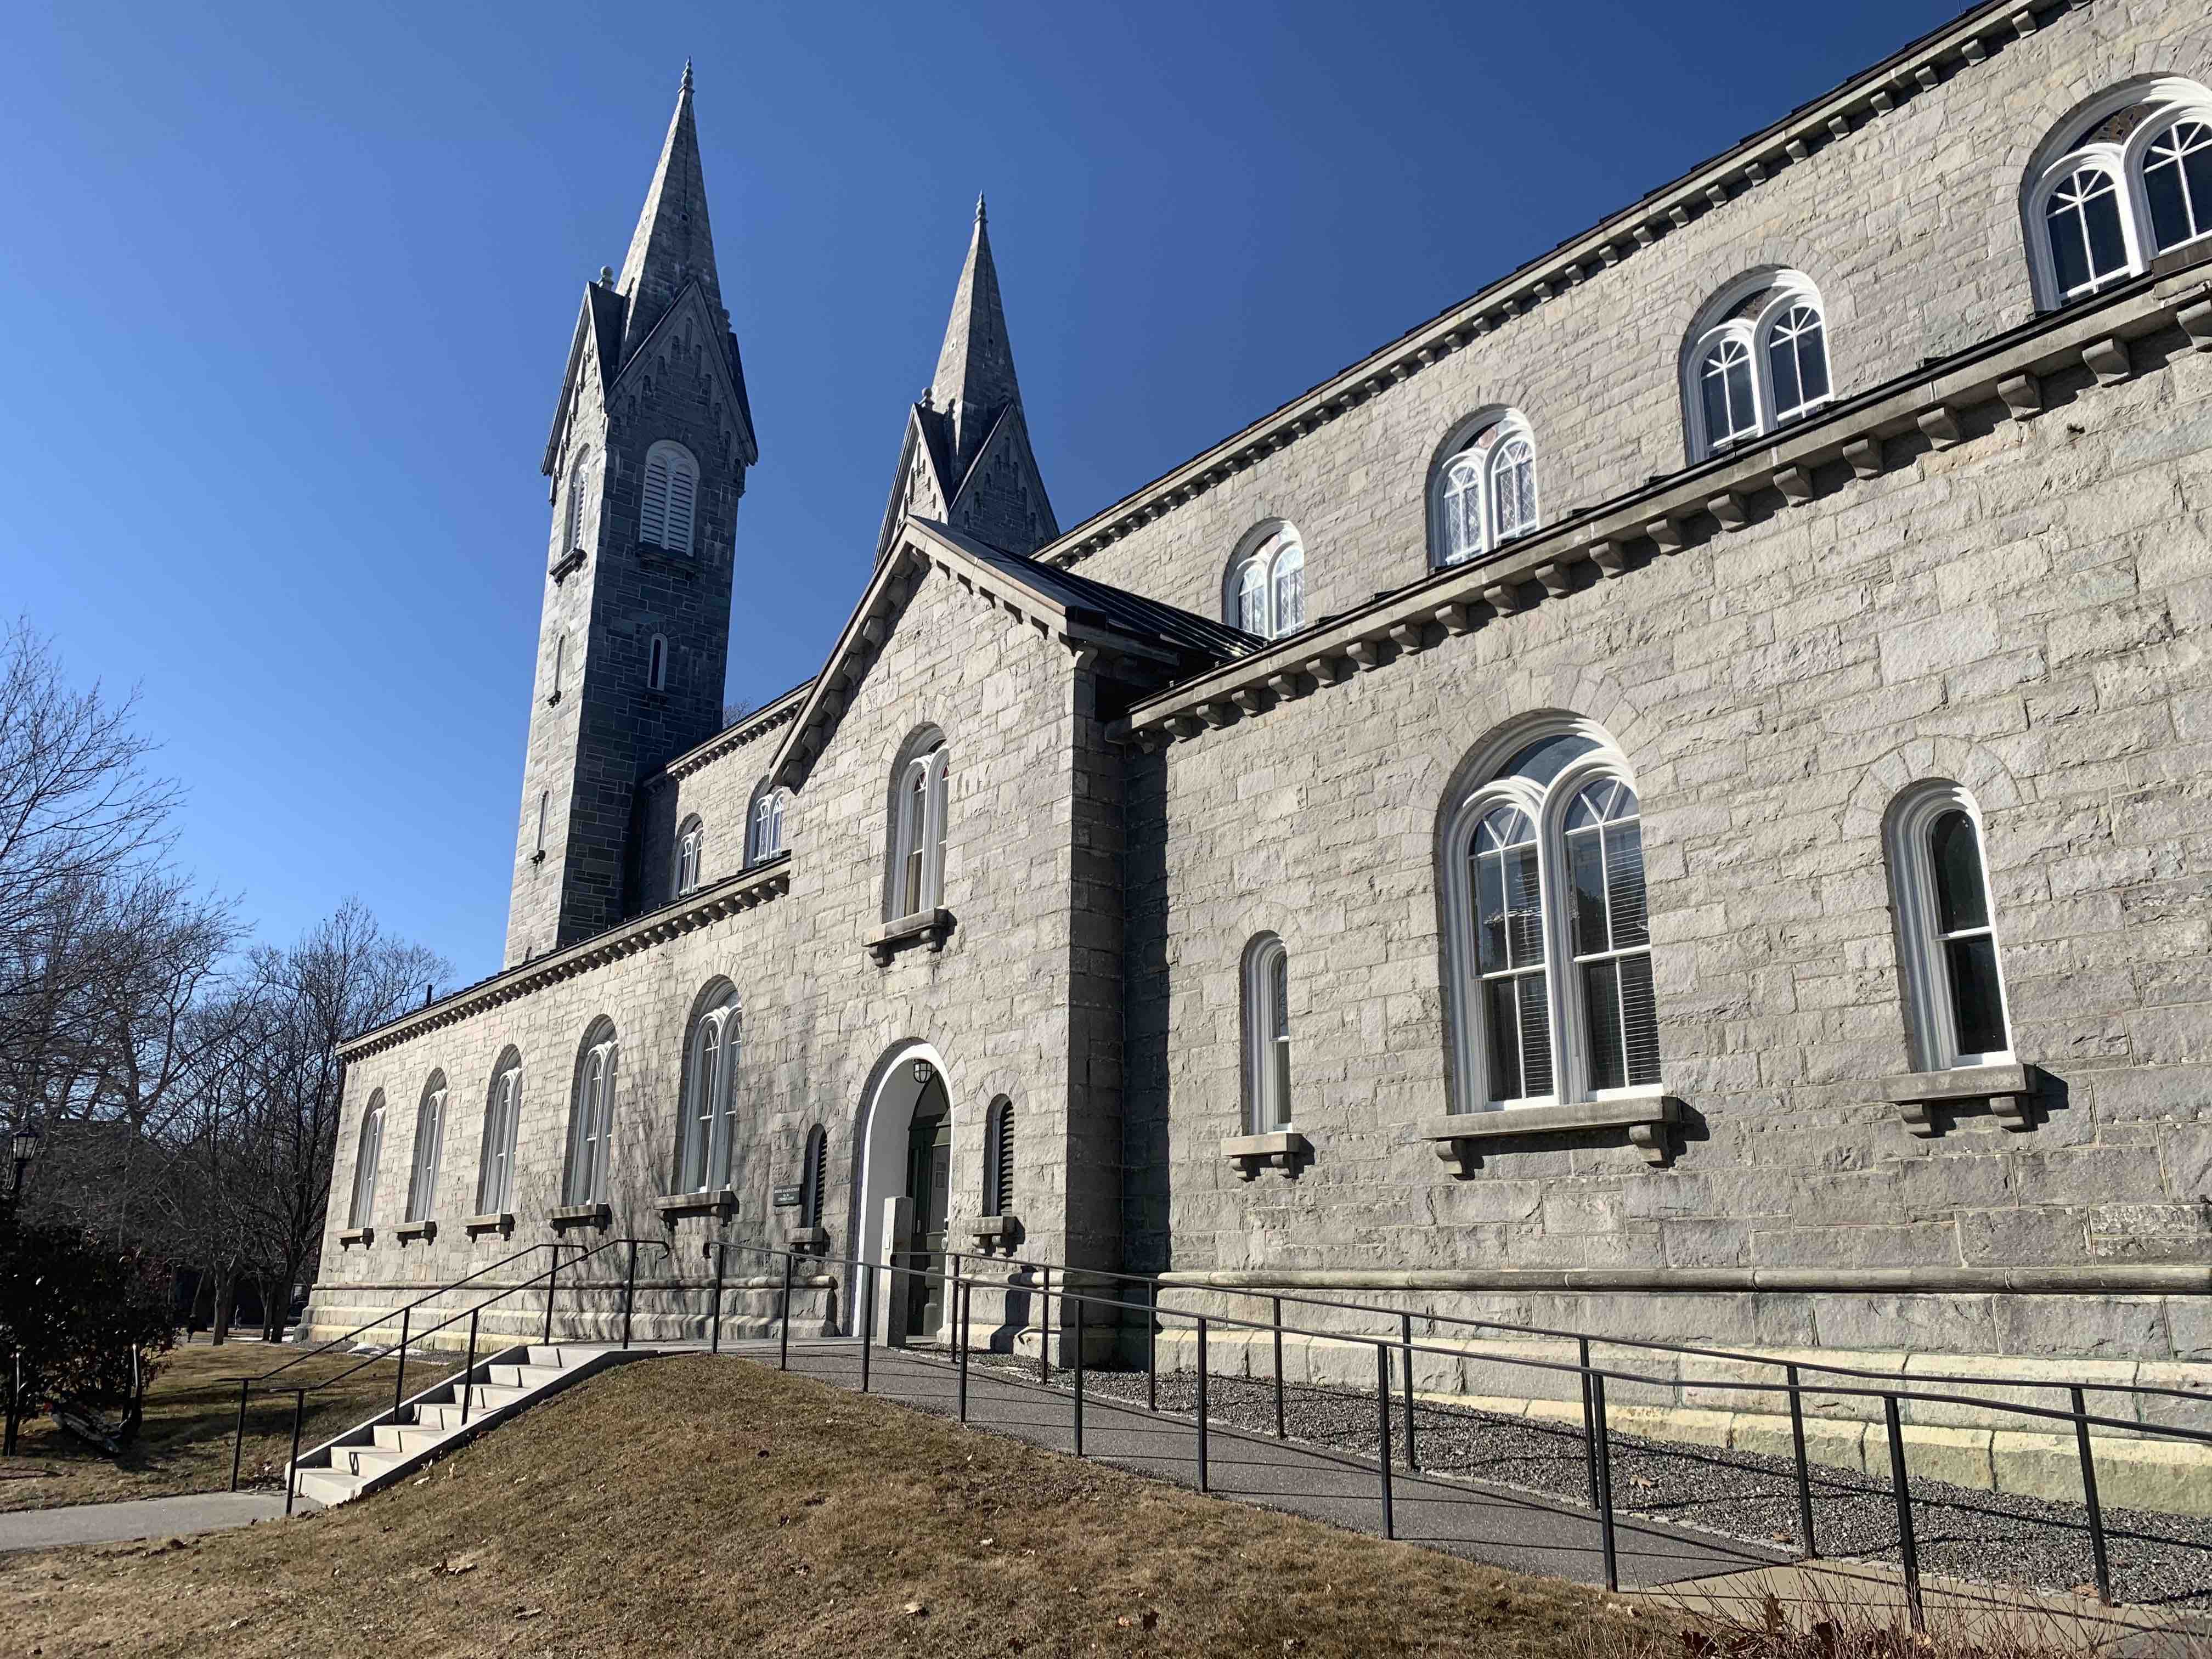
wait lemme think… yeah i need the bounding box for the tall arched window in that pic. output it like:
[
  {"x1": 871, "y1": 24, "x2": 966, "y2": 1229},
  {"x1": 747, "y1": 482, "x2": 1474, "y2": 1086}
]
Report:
[
  {"x1": 1885, "y1": 783, "x2": 2013, "y2": 1071},
  {"x1": 1443, "y1": 722, "x2": 1660, "y2": 1112},
  {"x1": 640, "y1": 440, "x2": 700, "y2": 554},
  {"x1": 1681, "y1": 273, "x2": 1830, "y2": 460},
  {"x1": 676, "y1": 986, "x2": 739, "y2": 1193},
  {"x1": 405, "y1": 1072, "x2": 447, "y2": 1223},
  {"x1": 1242, "y1": 935, "x2": 1293, "y2": 1131},
  {"x1": 799, "y1": 1124, "x2": 827, "y2": 1229},
  {"x1": 562, "y1": 449, "x2": 592, "y2": 552},
  {"x1": 349, "y1": 1093, "x2": 385, "y2": 1228},
  {"x1": 983, "y1": 1097, "x2": 1015, "y2": 1216},
  {"x1": 675, "y1": 815, "x2": 703, "y2": 897},
  {"x1": 476, "y1": 1053, "x2": 523, "y2": 1215},
  {"x1": 563, "y1": 1020, "x2": 619, "y2": 1206},
  {"x1": 747, "y1": 780, "x2": 788, "y2": 865},
  {"x1": 2024, "y1": 81, "x2": 2212, "y2": 310},
  {"x1": 1222, "y1": 525, "x2": 1306, "y2": 639},
  {"x1": 890, "y1": 736, "x2": 950, "y2": 918},
  {"x1": 1429, "y1": 414, "x2": 1539, "y2": 567}
]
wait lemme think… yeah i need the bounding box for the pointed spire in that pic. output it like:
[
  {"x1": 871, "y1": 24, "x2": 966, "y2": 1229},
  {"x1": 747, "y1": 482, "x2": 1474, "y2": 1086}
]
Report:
[
  {"x1": 929, "y1": 193, "x2": 1023, "y2": 477},
  {"x1": 616, "y1": 63, "x2": 723, "y2": 361}
]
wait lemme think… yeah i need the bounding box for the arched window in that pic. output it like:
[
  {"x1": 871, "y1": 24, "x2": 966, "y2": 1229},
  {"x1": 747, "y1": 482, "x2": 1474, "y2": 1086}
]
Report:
[
  {"x1": 1429, "y1": 414, "x2": 1539, "y2": 568},
  {"x1": 1242, "y1": 935, "x2": 1292, "y2": 1131},
  {"x1": 890, "y1": 736, "x2": 950, "y2": 918},
  {"x1": 747, "y1": 780, "x2": 788, "y2": 865},
  {"x1": 1222, "y1": 525, "x2": 1306, "y2": 639},
  {"x1": 1885, "y1": 783, "x2": 2013, "y2": 1071},
  {"x1": 799, "y1": 1124, "x2": 827, "y2": 1228},
  {"x1": 675, "y1": 986, "x2": 738, "y2": 1193},
  {"x1": 349, "y1": 1093, "x2": 385, "y2": 1228},
  {"x1": 563, "y1": 1021, "x2": 619, "y2": 1206},
  {"x1": 405, "y1": 1072, "x2": 447, "y2": 1222},
  {"x1": 1443, "y1": 721, "x2": 1660, "y2": 1112},
  {"x1": 647, "y1": 634, "x2": 668, "y2": 692},
  {"x1": 1681, "y1": 274, "x2": 1830, "y2": 460},
  {"x1": 983, "y1": 1097, "x2": 1015, "y2": 1216},
  {"x1": 562, "y1": 449, "x2": 592, "y2": 552},
  {"x1": 2024, "y1": 81, "x2": 2212, "y2": 311},
  {"x1": 476, "y1": 1053, "x2": 523, "y2": 1215},
  {"x1": 675, "y1": 815, "x2": 703, "y2": 897},
  {"x1": 640, "y1": 440, "x2": 700, "y2": 554}
]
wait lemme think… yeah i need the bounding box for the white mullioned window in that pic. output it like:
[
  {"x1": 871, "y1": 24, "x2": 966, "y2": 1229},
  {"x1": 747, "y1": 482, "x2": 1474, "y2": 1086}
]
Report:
[
  {"x1": 984, "y1": 1098, "x2": 1015, "y2": 1216},
  {"x1": 564, "y1": 1023, "x2": 619, "y2": 1206},
  {"x1": 891, "y1": 740, "x2": 950, "y2": 918},
  {"x1": 639, "y1": 440, "x2": 700, "y2": 553},
  {"x1": 477, "y1": 1056, "x2": 522, "y2": 1215},
  {"x1": 675, "y1": 815, "x2": 703, "y2": 896},
  {"x1": 349, "y1": 1094, "x2": 385, "y2": 1228},
  {"x1": 748, "y1": 781, "x2": 788, "y2": 864},
  {"x1": 405, "y1": 1073, "x2": 447, "y2": 1222},
  {"x1": 1682, "y1": 273, "x2": 1831, "y2": 461},
  {"x1": 677, "y1": 988, "x2": 739, "y2": 1193},
  {"x1": 1242, "y1": 934, "x2": 1293, "y2": 1131},
  {"x1": 1430, "y1": 414, "x2": 1540, "y2": 568},
  {"x1": 2023, "y1": 81, "x2": 2212, "y2": 311},
  {"x1": 1222, "y1": 526, "x2": 1306, "y2": 640},
  {"x1": 563, "y1": 449, "x2": 592, "y2": 552},
  {"x1": 1443, "y1": 723, "x2": 1661, "y2": 1113},
  {"x1": 1884, "y1": 783, "x2": 2014, "y2": 1072}
]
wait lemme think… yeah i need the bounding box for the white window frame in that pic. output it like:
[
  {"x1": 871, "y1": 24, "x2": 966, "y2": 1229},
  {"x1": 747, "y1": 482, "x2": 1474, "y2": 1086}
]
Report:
[
  {"x1": 405, "y1": 1075, "x2": 446, "y2": 1222},
  {"x1": 477, "y1": 1059, "x2": 522, "y2": 1215},
  {"x1": 564, "y1": 1026, "x2": 619, "y2": 1206},
  {"x1": 748, "y1": 782, "x2": 788, "y2": 865},
  {"x1": 677, "y1": 991, "x2": 738, "y2": 1193},
  {"x1": 1440, "y1": 720, "x2": 1663, "y2": 1115},
  {"x1": 891, "y1": 744, "x2": 950, "y2": 918},
  {"x1": 639, "y1": 439, "x2": 701, "y2": 554},
  {"x1": 675, "y1": 815, "x2": 703, "y2": 896},
  {"x1": 647, "y1": 634, "x2": 668, "y2": 691},
  {"x1": 349, "y1": 1096, "x2": 385, "y2": 1228},
  {"x1": 1242, "y1": 934, "x2": 1293, "y2": 1132},
  {"x1": 1884, "y1": 782, "x2": 2015, "y2": 1073},
  {"x1": 1222, "y1": 525, "x2": 1306, "y2": 640},
  {"x1": 2022, "y1": 81, "x2": 2212, "y2": 312},
  {"x1": 1681, "y1": 273, "x2": 1831, "y2": 461},
  {"x1": 1429, "y1": 413, "x2": 1539, "y2": 568}
]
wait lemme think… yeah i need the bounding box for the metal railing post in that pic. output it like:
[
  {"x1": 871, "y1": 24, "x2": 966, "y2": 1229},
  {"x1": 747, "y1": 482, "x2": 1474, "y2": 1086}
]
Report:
[
  {"x1": 621, "y1": 1239, "x2": 639, "y2": 1350},
  {"x1": 1039, "y1": 1266, "x2": 1052, "y2": 1382},
  {"x1": 860, "y1": 1261, "x2": 874, "y2": 1395},
  {"x1": 544, "y1": 1243, "x2": 561, "y2": 1346},
  {"x1": 1883, "y1": 1396, "x2": 1925, "y2": 1633},
  {"x1": 1592, "y1": 1370, "x2": 1619, "y2": 1593},
  {"x1": 460, "y1": 1310, "x2": 479, "y2": 1427},
  {"x1": 1196, "y1": 1318, "x2": 1210, "y2": 1494},
  {"x1": 393, "y1": 1308, "x2": 410, "y2": 1420},
  {"x1": 229, "y1": 1377, "x2": 250, "y2": 1492},
  {"x1": 285, "y1": 1389, "x2": 305, "y2": 1516},
  {"x1": 1146, "y1": 1283, "x2": 1158, "y2": 1414},
  {"x1": 2072, "y1": 1385, "x2": 2113, "y2": 1605},
  {"x1": 1401, "y1": 1311, "x2": 1417, "y2": 1470},
  {"x1": 958, "y1": 1282, "x2": 971, "y2": 1424},
  {"x1": 1786, "y1": 1363, "x2": 1817, "y2": 1559},
  {"x1": 1577, "y1": 1335, "x2": 1599, "y2": 1512},
  {"x1": 709, "y1": 1245, "x2": 725, "y2": 1356},
  {"x1": 1272, "y1": 1295, "x2": 1286, "y2": 1439},
  {"x1": 950, "y1": 1252, "x2": 963, "y2": 1366},
  {"x1": 1074, "y1": 1296, "x2": 1086, "y2": 1457},
  {"x1": 1375, "y1": 1344, "x2": 1395, "y2": 1541},
  {"x1": 779, "y1": 1252, "x2": 793, "y2": 1371}
]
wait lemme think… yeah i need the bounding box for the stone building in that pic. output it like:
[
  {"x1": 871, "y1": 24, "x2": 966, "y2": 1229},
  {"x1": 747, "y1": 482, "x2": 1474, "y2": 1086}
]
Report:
[{"x1": 313, "y1": 2, "x2": 2212, "y2": 1441}]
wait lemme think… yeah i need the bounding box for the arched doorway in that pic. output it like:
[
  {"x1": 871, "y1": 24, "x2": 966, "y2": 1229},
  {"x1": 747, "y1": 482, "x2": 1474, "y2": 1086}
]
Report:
[{"x1": 854, "y1": 1042, "x2": 953, "y2": 1338}]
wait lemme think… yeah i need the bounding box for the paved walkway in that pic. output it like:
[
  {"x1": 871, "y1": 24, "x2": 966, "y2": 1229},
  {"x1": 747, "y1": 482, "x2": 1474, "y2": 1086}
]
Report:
[
  {"x1": 725, "y1": 1339, "x2": 1778, "y2": 1590},
  {"x1": 0, "y1": 1491, "x2": 294, "y2": 1554}
]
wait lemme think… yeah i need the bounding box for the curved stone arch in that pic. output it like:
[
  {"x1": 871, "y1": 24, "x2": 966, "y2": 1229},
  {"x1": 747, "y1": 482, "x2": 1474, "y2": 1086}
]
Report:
[
  {"x1": 1839, "y1": 735, "x2": 2030, "y2": 848},
  {"x1": 844, "y1": 1035, "x2": 956, "y2": 1309}
]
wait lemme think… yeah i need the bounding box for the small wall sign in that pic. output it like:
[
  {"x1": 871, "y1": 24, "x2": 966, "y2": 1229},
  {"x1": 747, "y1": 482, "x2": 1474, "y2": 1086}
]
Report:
[{"x1": 771, "y1": 1185, "x2": 804, "y2": 1209}]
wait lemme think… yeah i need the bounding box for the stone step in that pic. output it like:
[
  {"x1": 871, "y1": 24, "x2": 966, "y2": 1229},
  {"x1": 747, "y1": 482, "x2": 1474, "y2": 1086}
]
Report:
[
  {"x1": 330, "y1": 1444, "x2": 412, "y2": 1480},
  {"x1": 488, "y1": 1363, "x2": 569, "y2": 1389},
  {"x1": 469, "y1": 1383, "x2": 529, "y2": 1412},
  {"x1": 372, "y1": 1424, "x2": 447, "y2": 1454},
  {"x1": 416, "y1": 1402, "x2": 471, "y2": 1432},
  {"x1": 524, "y1": 1345, "x2": 611, "y2": 1368},
  {"x1": 293, "y1": 1468, "x2": 365, "y2": 1508}
]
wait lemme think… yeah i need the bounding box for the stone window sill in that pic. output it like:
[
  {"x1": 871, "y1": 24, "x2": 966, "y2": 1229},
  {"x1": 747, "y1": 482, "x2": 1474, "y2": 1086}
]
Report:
[
  {"x1": 1420, "y1": 1093, "x2": 1679, "y2": 1172},
  {"x1": 789, "y1": 1226, "x2": 830, "y2": 1252},
  {"x1": 337, "y1": 1227, "x2": 373, "y2": 1250},
  {"x1": 971, "y1": 1213, "x2": 1024, "y2": 1250},
  {"x1": 1880, "y1": 1063, "x2": 2036, "y2": 1137},
  {"x1": 548, "y1": 1202, "x2": 611, "y2": 1232},
  {"x1": 1221, "y1": 1130, "x2": 1310, "y2": 1181},
  {"x1": 866, "y1": 907, "x2": 953, "y2": 963},
  {"x1": 549, "y1": 548, "x2": 586, "y2": 583},
  {"x1": 464, "y1": 1212, "x2": 515, "y2": 1239},
  {"x1": 394, "y1": 1220, "x2": 437, "y2": 1244},
  {"x1": 636, "y1": 543, "x2": 696, "y2": 578},
  {"x1": 656, "y1": 1188, "x2": 737, "y2": 1220}
]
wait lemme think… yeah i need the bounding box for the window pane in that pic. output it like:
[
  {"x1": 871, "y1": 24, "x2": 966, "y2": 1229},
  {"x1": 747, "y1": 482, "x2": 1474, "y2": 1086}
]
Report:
[
  {"x1": 1796, "y1": 318, "x2": 1829, "y2": 403},
  {"x1": 1475, "y1": 848, "x2": 1506, "y2": 972},
  {"x1": 1272, "y1": 545, "x2": 1305, "y2": 634},
  {"x1": 1270, "y1": 949, "x2": 1289, "y2": 1040},
  {"x1": 1582, "y1": 957, "x2": 1625, "y2": 1092},
  {"x1": 2144, "y1": 123, "x2": 2211, "y2": 252},
  {"x1": 1485, "y1": 978, "x2": 1521, "y2": 1100},
  {"x1": 2049, "y1": 193, "x2": 2092, "y2": 294},
  {"x1": 1768, "y1": 325, "x2": 1802, "y2": 414},
  {"x1": 2083, "y1": 177, "x2": 2127, "y2": 280},
  {"x1": 1568, "y1": 827, "x2": 1607, "y2": 955},
  {"x1": 1618, "y1": 952, "x2": 1661, "y2": 1086},
  {"x1": 1503, "y1": 843, "x2": 1544, "y2": 969},
  {"x1": 1515, "y1": 974, "x2": 1553, "y2": 1098},
  {"x1": 1725, "y1": 348, "x2": 1754, "y2": 434},
  {"x1": 1929, "y1": 810, "x2": 1988, "y2": 933},
  {"x1": 1237, "y1": 562, "x2": 1267, "y2": 634},
  {"x1": 1700, "y1": 351, "x2": 1733, "y2": 442},
  {"x1": 1605, "y1": 820, "x2": 1649, "y2": 948},
  {"x1": 1502, "y1": 732, "x2": 1598, "y2": 786},
  {"x1": 1945, "y1": 935, "x2": 2007, "y2": 1056}
]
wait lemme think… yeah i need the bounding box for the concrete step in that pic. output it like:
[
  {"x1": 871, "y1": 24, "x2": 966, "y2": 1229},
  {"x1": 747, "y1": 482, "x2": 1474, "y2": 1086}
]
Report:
[
  {"x1": 469, "y1": 1383, "x2": 529, "y2": 1412},
  {"x1": 416, "y1": 1402, "x2": 470, "y2": 1432},
  {"x1": 330, "y1": 1444, "x2": 413, "y2": 1480},
  {"x1": 371, "y1": 1424, "x2": 447, "y2": 1454},
  {"x1": 294, "y1": 1468, "x2": 365, "y2": 1508},
  {"x1": 524, "y1": 1344, "x2": 617, "y2": 1368},
  {"x1": 488, "y1": 1363, "x2": 569, "y2": 1389}
]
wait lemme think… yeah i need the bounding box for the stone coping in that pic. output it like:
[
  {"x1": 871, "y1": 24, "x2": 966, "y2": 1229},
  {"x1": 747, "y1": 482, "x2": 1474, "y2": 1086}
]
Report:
[
  {"x1": 652, "y1": 680, "x2": 812, "y2": 782},
  {"x1": 654, "y1": 1188, "x2": 737, "y2": 1218},
  {"x1": 1156, "y1": 1265, "x2": 2212, "y2": 1295}
]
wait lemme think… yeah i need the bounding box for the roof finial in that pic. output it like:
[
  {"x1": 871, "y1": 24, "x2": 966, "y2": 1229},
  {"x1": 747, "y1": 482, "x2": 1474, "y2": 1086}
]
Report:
[
  {"x1": 681, "y1": 59, "x2": 693, "y2": 93},
  {"x1": 974, "y1": 191, "x2": 987, "y2": 226}
]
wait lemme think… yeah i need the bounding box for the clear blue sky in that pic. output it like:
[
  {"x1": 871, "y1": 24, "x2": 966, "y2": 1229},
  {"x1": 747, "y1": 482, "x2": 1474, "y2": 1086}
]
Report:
[{"x1": 1, "y1": 0, "x2": 1960, "y2": 983}]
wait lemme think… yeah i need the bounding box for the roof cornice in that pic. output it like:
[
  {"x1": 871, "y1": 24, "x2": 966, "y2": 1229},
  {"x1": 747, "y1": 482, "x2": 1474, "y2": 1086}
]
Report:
[
  {"x1": 1038, "y1": 0, "x2": 2046, "y2": 572},
  {"x1": 651, "y1": 679, "x2": 812, "y2": 787}
]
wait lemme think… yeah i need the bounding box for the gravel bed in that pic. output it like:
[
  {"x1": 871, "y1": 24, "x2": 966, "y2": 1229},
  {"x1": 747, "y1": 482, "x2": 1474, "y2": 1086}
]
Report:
[{"x1": 970, "y1": 1355, "x2": 2212, "y2": 1611}]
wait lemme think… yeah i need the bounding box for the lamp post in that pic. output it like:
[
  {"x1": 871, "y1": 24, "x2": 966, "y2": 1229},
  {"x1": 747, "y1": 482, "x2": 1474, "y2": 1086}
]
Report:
[{"x1": 8, "y1": 1122, "x2": 41, "y2": 1211}]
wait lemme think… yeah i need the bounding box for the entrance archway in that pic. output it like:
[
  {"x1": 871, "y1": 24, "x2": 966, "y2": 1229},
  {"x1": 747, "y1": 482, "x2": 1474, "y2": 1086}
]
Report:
[{"x1": 853, "y1": 1041, "x2": 952, "y2": 1329}]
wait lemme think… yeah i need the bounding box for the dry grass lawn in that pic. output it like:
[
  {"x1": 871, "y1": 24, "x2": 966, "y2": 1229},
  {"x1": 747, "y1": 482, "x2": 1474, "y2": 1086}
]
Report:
[
  {"x1": 0, "y1": 1338, "x2": 428, "y2": 1513},
  {"x1": 1, "y1": 1353, "x2": 1678, "y2": 1658}
]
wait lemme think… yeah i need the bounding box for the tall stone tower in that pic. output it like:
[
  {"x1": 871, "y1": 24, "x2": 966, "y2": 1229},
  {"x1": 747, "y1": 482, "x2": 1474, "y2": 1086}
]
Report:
[
  {"x1": 875, "y1": 198, "x2": 1058, "y2": 562},
  {"x1": 505, "y1": 65, "x2": 758, "y2": 966}
]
